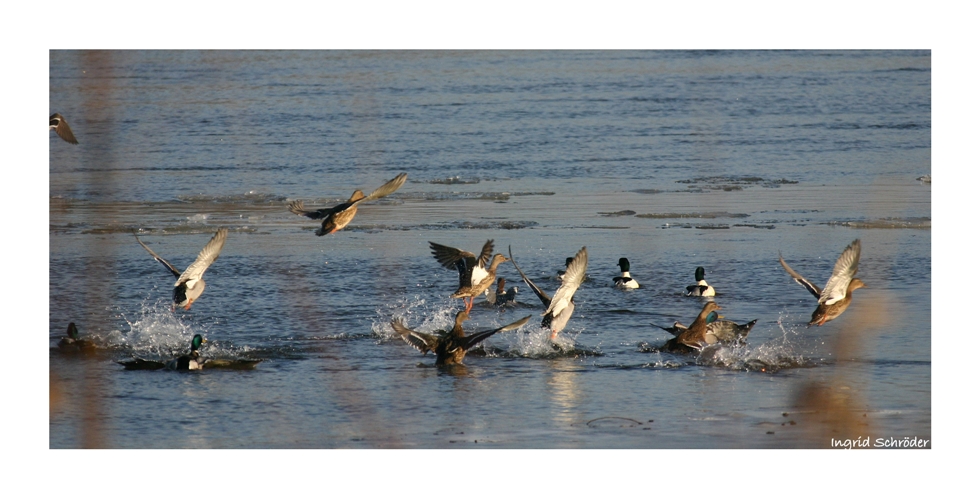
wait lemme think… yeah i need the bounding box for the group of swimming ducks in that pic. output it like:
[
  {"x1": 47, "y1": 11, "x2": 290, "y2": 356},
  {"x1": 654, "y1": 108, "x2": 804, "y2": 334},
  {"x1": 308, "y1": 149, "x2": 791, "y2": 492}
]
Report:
[{"x1": 52, "y1": 116, "x2": 865, "y2": 369}]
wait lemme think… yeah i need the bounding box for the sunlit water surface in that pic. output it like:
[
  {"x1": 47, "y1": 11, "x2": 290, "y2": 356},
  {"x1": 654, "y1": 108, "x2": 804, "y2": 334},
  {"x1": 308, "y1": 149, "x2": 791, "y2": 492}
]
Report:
[{"x1": 49, "y1": 50, "x2": 930, "y2": 448}]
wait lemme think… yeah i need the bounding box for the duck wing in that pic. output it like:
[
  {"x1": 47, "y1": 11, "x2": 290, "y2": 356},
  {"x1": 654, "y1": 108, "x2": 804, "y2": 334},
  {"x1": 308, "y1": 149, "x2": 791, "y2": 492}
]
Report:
[
  {"x1": 430, "y1": 241, "x2": 487, "y2": 289},
  {"x1": 819, "y1": 239, "x2": 861, "y2": 305},
  {"x1": 287, "y1": 200, "x2": 347, "y2": 220},
  {"x1": 118, "y1": 358, "x2": 166, "y2": 370},
  {"x1": 656, "y1": 322, "x2": 688, "y2": 336},
  {"x1": 544, "y1": 247, "x2": 587, "y2": 318},
  {"x1": 134, "y1": 232, "x2": 182, "y2": 279},
  {"x1": 50, "y1": 113, "x2": 78, "y2": 144},
  {"x1": 704, "y1": 319, "x2": 757, "y2": 344},
  {"x1": 352, "y1": 172, "x2": 408, "y2": 205},
  {"x1": 508, "y1": 246, "x2": 552, "y2": 306},
  {"x1": 778, "y1": 252, "x2": 822, "y2": 300},
  {"x1": 176, "y1": 228, "x2": 228, "y2": 287},
  {"x1": 391, "y1": 318, "x2": 441, "y2": 354},
  {"x1": 458, "y1": 315, "x2": 531, "y2": 350}
]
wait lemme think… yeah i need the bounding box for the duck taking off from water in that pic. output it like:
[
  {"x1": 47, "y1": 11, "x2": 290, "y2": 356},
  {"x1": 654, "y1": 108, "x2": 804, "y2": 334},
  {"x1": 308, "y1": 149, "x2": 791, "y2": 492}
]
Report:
[
  {"x1": 510, "y1": 246, "x2": 588, "y2": 340},
  {"x1": 430, "y1": 239, "x2": 509, "y2": 313},
  {"x1": 391, "y1": 311, "x2": 531, "y2": 366},
  {"x1": 658, "y1": 309, "x2": 756, "y2": 350},
  {"x1": 118, "y1": 334, "x2": 208, "y2": 371},
  {"x1": 49, "y1": 113, "x2": 78, "y2": 144},
  {"x1": 779, "y1": 239, "x2": 864, "y2": 326},
  {"x1": 613, "y1": 257, "x2": 640, "y2": 289},
  {"x1": 135, "y1": 228, "x2": 228, "y2": 311},
  {"x1": 685, "y1": 266, "x2": 715, "y2": 297},
  {"x1": 288, "y1": 172, "x2": 407, "y2": 236}
]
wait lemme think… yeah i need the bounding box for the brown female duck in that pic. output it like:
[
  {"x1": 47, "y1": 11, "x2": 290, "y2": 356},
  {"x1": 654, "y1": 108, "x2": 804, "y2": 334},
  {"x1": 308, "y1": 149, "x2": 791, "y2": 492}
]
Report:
[
  {"x1": 288, "y1": 172, "x2": 407, "y2": 236},
  {"x1": 391, "y1": 311, "x2": 531, "y2": 366},
  {"x1": 430, "y1": 239, "x2": 509, "y2": 313},
  {"x1": 779, "y1": 239, "x2": 864, "y2": 326},
  {"x1": 658, "y1": 309, "x2": 756, "y2": 349},
  {"x1": 50, "y1": 113, "x2": 78, "y2": 144}
]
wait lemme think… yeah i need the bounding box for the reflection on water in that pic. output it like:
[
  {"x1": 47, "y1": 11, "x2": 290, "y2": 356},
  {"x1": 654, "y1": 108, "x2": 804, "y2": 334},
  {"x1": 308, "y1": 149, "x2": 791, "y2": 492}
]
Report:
[{"x1": 50, "y1": 50, "x2": 930, "y2": 448}]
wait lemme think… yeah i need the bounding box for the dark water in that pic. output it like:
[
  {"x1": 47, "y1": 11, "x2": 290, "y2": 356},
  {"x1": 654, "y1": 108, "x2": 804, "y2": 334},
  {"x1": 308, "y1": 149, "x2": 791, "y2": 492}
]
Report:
[{"x1": 49, "y1": 50, "x2": 930, "y2": 448}]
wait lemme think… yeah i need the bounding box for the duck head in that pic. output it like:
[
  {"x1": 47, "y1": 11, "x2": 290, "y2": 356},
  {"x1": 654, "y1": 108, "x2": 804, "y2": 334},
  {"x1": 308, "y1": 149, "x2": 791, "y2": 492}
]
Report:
[
  {"x1": 191, "y1": 334, "x2": 207, "y2": 351},
  {"x1": 488, "y1": 254, "x2": 510, "y2": 269},
  {"x1": 848, "y1": 278, "x2": 866, "y2": 293},
  {"x1": 695, "y1": 266, "x2": 706, "y2": 282},
  {"x1": 617, "y1": 258, "x2": 631, "y2": 272},
  {"x1": 67, "y1": 322, "x2": 80, "y2": 340}
]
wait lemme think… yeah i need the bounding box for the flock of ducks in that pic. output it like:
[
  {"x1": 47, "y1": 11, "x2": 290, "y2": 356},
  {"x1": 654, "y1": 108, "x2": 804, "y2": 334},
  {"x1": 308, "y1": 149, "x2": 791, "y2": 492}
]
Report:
[{"x1": 52, "y1": 115, "x2": 866, "y2": 369}]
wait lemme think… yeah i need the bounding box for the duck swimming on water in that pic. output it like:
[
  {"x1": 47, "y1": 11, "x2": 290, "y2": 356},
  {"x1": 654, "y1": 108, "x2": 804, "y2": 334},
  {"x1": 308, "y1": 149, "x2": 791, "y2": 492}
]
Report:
[
  {"x1": 685, "y1": 266, "x2": 715, "y2": 297},
  {"x1": 118, "y1": 334, "x2": 208, "y2": 371},
  {"x1": 613, "y1": 257, "x2": 639, "y2": 289}
]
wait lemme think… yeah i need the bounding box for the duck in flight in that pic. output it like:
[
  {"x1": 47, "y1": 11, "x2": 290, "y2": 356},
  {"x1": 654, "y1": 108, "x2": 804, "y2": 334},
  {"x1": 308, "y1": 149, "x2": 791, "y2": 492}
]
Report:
[
  {"x1": 510, "y1": 246, "x2": 588, "y2": 340},
  {"x1": 391, "y1": 310, "x2": 530, "y2": 366},
  {"x1": 135, "y1": 228, "x2": 228, "y2": 311},
  {"x1": 779, "y1": 239, "x2": 864, "y2": 326},
  {"x1": 430, "y1": 239, "x2": 509, "y2": 313},
  {"x1": 288, "y1": 172, "x2": 407, "y2": 236},
  {"x1": 49, "y1": 113, "x2": 78, "y2": 144}
]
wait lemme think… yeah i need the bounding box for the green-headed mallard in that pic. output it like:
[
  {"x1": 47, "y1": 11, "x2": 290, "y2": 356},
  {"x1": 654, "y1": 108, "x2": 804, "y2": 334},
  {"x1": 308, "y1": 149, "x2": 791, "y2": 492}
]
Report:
[
  {"x1": 58, "y1": 322, "x2": 95, "y2": 350},
  {"x1": 288, "y1": 172, "x2": 407, "y2": 236},
  {"x1": 510, "y1": 246, "x2": 588, "y2": 340},
  {"x1": 613, "y1": 257, "x2": 640, "y2": 289},
  {"x1": 779, "y1": 239, "x2": 865, "y2": 326},
  {"x1": 135, "y1": 228, "x2": 228, "y2": 311},
  {"x1": 50, "y1": 113, "x2": 78, "y2": 145},
  {"x1": 685, "y1": 266, "x2": 716, "y2": 297},
  {"x1": 118, "y1": 334, "x2": 208, "y2": 371},
  {"x1": 430, "y1": 239, "x2": 509, "y2": 313},
  {"x1": 391, "y1": 311, "x2": 530, "y2": 366}
]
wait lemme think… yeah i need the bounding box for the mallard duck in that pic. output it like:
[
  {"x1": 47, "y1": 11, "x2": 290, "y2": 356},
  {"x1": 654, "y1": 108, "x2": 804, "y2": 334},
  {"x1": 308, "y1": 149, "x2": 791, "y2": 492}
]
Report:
[
  {"x1": 779, "y1": 239, "x2": 864, "y2": 326},
  {"x1": 663, "y1": 301, "x2": 754, "y2": 353},
  {"x1": 135, "y1": 228, "x2": 228, "y2": 311},
  {"x1": 288, "y1": 172, "x2": 407, "y2": 236},
  {"x1": 658, "y1": 309, "x2": 756, "y2": 348},
  {"x1": 486, "y1": 277, "x2": 518, "y2": 307},
  {"x1": 118, "y1": 334, "x2": 208, "y2": 371},
  {"x1": 202, "y1": 358, "x2": 263, "y2": 370},
  {"x1": 613, "y1": 257, "x2": 640, "y2": 289},
  {"x1": 556, "y1": 257, "x2": 575, "y2": 281},
  {"x1": 58, "y1": 322, "x2": 95, "y2": 350},
  {"x1": 510, "y1": 246, "x2": 588, "y2": 340},
  {"x1": 391, "y1": 311, "x2": 531, "y2": 366},
  {"x1": 50, "y1": 113, "x2": 78, "y2": 144},
  {"x1": 685, "y1": 266, "x2": 715, "y2": 297},
  {"x1": 430, "y1": 239, "x2": 509, "y2": 313}
]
